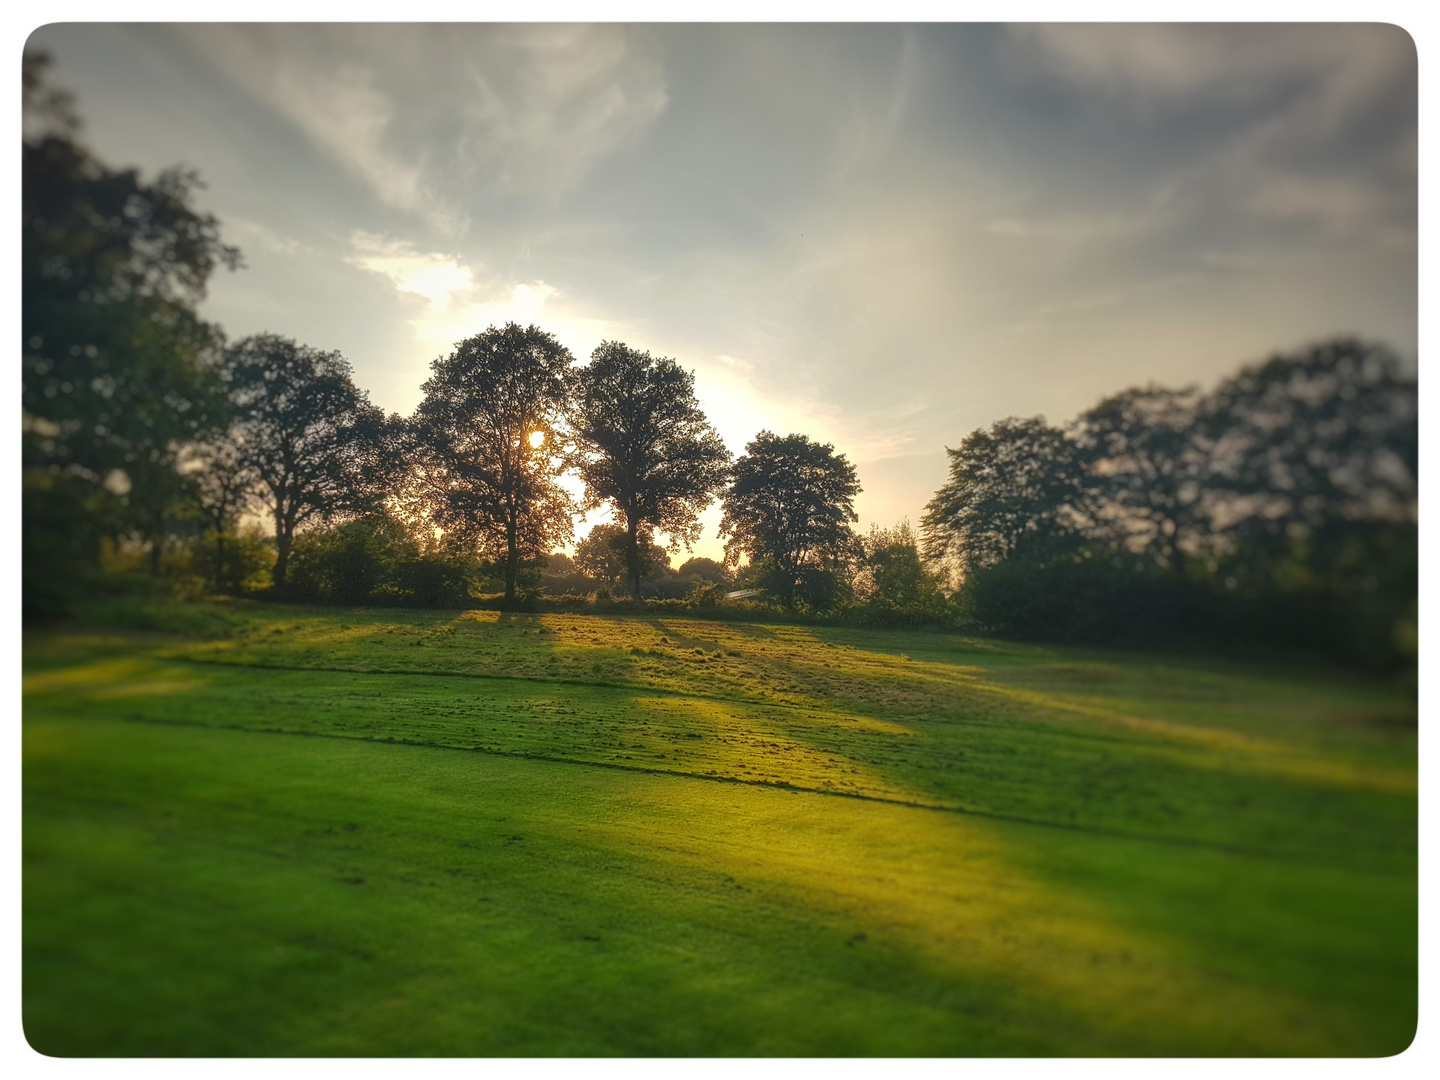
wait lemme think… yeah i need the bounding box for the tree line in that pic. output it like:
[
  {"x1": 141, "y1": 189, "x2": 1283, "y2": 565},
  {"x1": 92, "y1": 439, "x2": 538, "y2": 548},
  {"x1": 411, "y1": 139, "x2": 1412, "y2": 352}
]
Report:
[
  {"x1": 22, "y1": 55, "x2": 1416, "y2": 665},
  {"x1": 920, "y1": 339, "x2": 1416, "y2": 664}
]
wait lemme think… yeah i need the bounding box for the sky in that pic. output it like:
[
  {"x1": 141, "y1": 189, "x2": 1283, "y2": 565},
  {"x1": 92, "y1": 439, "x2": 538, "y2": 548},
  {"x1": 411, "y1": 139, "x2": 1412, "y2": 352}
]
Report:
[{"x1": 25, "y1": 22, "x2": 1418, "y2": 562}]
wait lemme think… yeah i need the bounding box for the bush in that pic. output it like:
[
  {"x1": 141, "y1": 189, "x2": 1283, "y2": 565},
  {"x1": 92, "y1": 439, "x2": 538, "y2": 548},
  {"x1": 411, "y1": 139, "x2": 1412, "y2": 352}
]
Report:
[
  {"x1": 959, "y1": 526, "x2": 1417, "y2": 667},
  {"x1": 851, "y1": 521, "x2": 951, "y2": 626},
  {"x1": 186, "y1": 529, "x2": 274, "y2": 595},
  {"x1": 22, "y1": 469, "x2": 117, "y2": 619},
  {"x1": 286, "y1": 514, "x2": 476, "y2": 607}
]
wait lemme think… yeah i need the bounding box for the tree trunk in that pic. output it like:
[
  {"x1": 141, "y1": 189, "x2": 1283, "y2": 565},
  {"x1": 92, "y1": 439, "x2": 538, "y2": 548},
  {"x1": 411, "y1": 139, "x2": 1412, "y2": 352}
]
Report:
[
  {"x1": 504, "y1": 515, "x2": 518, "y2": 604},
  {"x1": 213, "y1": 532, "x2": 227, "y2": 591},
  {"x1": 272, "y1": 507, "x2": 291, "y2": 591},
  {"x1": 627, "y1": 516, "x2": 641, "y2": 602}
]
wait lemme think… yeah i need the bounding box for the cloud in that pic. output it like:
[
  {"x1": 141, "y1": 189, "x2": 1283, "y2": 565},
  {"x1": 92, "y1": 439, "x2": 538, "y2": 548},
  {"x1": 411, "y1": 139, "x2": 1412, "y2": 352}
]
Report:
[
  {"x1": 1002, "y1": 24, "x2": 1407, "y2": 113},
  {"x1": 273, "y1": 63, "x2": 427, "y2": 219},
  {"x1": 346, "y1": 232, "x2": 623, "y2": 372},
  {"x1": 981, "y1": 194, "x2": 1172, "y2": 249},
  {"x1": 170, "y1": 24, "x2": 668, "y2": 234},
  {"x1": 224, "y1": 217, "x2": 323, "y2": 260},
  {"x1": 450, "y1": 24, "x2": 669, "y2": 196},
  {"x1": 999, "y1": 25, "x2": 1416, "y2": 241},
  {"x1": 348, "y1": 232, "x2": 474, "y2": 306}
]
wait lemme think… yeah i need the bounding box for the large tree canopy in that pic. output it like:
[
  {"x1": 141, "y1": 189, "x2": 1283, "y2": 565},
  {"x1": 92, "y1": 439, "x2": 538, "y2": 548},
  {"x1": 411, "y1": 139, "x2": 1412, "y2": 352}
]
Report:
[
  {"x1": 412, "y1": 323, "x2": 576, "y2": 602},
  {"x1": 1201, "y1": 338, "x2": 1417, "y2": 536},
  {"x1": 570, "y1": 341, "x2": 731, "y2": 599},
  {"x1": 22, "y1": 52, "x2": 241, "y2": 609},
  {"x1": 1072, "y1": 387, "x2": 1209, "y2": 572},
  {"x1": 223, "y1": 334, "x2": 391, "y2": 590},
  {"x1": 23, "y1": 54, "x2": 239, "y2": 480},
  {"x1": 920, "y1": 417, "x2": 1089, "y2": 579},
  {"x1": 719, "y1": 431, "x2": 861, "y2": 610}
]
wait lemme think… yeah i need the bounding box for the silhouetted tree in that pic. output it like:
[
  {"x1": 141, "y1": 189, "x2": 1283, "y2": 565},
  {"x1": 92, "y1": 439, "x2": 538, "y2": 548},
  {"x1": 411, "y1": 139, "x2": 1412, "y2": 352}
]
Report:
[
  {"x1": 570, "y1": 341, "x2": 731, "y2": 602},
  {"x1": 269, "y1": 509, "x2": 466, "y2": 607},
  {"x1": 920, "y1": 417, "x2": 1088, "y2": 579},
  {"x1": 719, "y1": 431, "x2": 861, "y2": 610},
  {"x1": 412, "y1": 323, "x2": 575, "y2": 603},
  {"x1": 929, "y1": 339, "x2": 1417, "y2": 665},
  {"x1": 675, "y1": 557, "x2": 729, "y2": 584},
  {"x1": 859, "y1": 520, "x2": 948, "y2": 617},
  {"x1": 1073, "y1": 387, "x2": 1210, "y2": 573},
  {"x1": 572, "y1": 523, "x2": 629, "y2": 589},
  {"x1": 222, "y1": 334, "x2": 390, "y2": 590},
  {"x1": 177, "y1": 429, "x2": 257, "y2": 591},
  {"x1": 1201, "y1": 339, "x2": 1417, "y2": 662},
  {"x1": 22, "y1": 52, "x2": 240, "y2": 610},
  {"x1": 1202, "y1": 338, "x2": 1416, "y2": 539},
  {"x1": 573, "y1": 522, "x2": 670, "y2": 594}
]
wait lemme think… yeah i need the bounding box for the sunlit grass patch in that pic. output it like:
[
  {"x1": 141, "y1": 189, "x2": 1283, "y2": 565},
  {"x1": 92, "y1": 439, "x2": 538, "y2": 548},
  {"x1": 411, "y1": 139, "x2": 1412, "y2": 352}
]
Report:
[
  {"x1": 22, "y1": 600, "x2": 1417, "y2": 1055},
  {"x1": 24, "y1": 657, "x2": 209, "y2": 701}
]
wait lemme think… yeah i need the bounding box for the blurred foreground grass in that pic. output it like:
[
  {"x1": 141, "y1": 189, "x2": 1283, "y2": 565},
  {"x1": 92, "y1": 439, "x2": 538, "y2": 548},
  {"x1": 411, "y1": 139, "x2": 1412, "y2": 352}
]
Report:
[{"x1": 23, "y1": 600, "x2": 1417, "y2": 1055}]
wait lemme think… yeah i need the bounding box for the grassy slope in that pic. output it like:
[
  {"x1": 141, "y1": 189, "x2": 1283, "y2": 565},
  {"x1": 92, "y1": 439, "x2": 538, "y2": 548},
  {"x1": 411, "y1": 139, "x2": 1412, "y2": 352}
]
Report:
[{"x1": 22, "y1": 601, "x2": 1417, "y2": 1056}]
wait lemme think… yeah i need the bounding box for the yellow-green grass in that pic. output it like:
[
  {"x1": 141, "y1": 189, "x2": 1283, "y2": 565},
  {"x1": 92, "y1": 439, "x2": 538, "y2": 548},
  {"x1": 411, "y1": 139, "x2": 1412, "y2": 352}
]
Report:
[{"x1": 23, "y1": 602, "x2": 1417, "y2": 1055}]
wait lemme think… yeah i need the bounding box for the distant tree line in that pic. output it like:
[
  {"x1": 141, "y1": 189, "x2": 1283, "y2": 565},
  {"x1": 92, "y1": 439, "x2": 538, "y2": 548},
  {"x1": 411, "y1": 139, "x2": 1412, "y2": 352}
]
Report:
[
  {"x1": 921, "y1": 339, "x2": 1416, "y2": 665},
  {"x1": 23, "y1": 55, "x2": 1416, "y2": 666}
]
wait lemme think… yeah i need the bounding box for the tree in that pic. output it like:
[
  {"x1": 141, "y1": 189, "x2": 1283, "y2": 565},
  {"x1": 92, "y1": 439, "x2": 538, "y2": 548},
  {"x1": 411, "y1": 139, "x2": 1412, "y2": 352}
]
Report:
[
  {"x1": 573, "y1": 522, "x2": 670, "y2": 595},
  {"x1": 412, "y1": 323, "x2": 576, "y2": 603},
  {"x1": 572, "y1": 523, "x2": 628, "y2": 588},
  {"x1": 920, "y1": 417, "x2": 1088, "y2": 580},
  {"x1": 177, "y1": 429, "x2": 258, "y2": 592},
  {"x1": 859, "y1": 520, "x2": 947, "y2": 615},
  {"x1": 926, "y1": 339, "x2": 1417, "y2": 666},
  {"x1": 223, "y1": 334, "x2": 390, "y2": 590},
  {"x1": 1198, "y1": 339, "x2": 1417, "y2": 662},
  {"x1": 570, "y1": 341, "x2": 732, "y2": 602},
  {"x1": 1201, "y1": 338, "x2": 1416, "y2": 538},
  {"x1": 719, "y1": 431, "x2": 861, "y2": 610},
  {"x1": 675, "y1": 557, "x2": 729, "y2": 584},
  {"x1": 1073, "y1": 386, "x2": 1209, "y2": 573},
  {"x1": 22, "y1": 52, "x2": 241, "y2": 609}
]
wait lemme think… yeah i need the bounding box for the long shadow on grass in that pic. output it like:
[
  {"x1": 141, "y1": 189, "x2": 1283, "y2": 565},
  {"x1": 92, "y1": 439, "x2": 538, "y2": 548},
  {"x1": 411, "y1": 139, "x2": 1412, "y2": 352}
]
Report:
[
  {"x1": 26, "y1": 712, "x2": 1400, "y2": 1055},
  {"x1": 25, "y1": 620, "x2": 1418, "y2": 1055}
]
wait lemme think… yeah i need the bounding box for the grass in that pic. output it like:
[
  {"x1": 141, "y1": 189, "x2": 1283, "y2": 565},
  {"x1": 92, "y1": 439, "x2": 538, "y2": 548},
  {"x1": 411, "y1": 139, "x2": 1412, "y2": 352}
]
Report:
[{"x1": 23, "y1": 599, "x2": 1417, "y2": 1056}]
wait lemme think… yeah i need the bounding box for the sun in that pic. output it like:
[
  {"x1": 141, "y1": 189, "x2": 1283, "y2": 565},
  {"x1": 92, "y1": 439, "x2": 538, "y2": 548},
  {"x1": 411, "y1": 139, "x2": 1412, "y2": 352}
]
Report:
[{"x1": 528, "y1": 430, "x2": 546, "y2": 449}]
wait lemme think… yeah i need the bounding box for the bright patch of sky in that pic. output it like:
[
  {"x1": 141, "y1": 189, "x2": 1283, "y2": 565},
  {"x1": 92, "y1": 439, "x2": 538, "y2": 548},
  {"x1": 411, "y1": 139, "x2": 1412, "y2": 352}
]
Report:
[{"x1": 27, "y1": 21, "x2": 1417, "y2": 561}]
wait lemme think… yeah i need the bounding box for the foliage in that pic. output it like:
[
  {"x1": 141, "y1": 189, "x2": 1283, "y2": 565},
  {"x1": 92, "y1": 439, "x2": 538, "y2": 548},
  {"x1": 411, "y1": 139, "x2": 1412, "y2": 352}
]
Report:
[
  {"x1": 569, "y1": 341, "x2": 731, "y2": 600},
  {"x1": 22, "y1": 469, "x2": 116, "y2": 618},
  {"x1": 176, "y1": 432, "x2": 257, "y2": 592},
  {"x1": 185, "y1": 529, "x2": 274, "y2": 596},
  {"x1": 920, "y1": 417, "x2": 1088, "y2": 578},
  {"x1": 684, "y1": 578, "x2": 731, "y2": 606},
  {"x1": 1073, "y1": 386, "x2": 1209, "y2": 570},
  {"x1": 929, "y1": 340, "x2": 1417, "y2": 666},
  {"x1": 1201, "y1": 338, "x2": 1417, "y2": 536},
  {"x1": 854, "y1": 520, "x2": 950, "y2": 624},
  {"x1": 537, "y1": 551, "x2": 595, "y2": 597},
  {"x1": 22, "y1": 52, "x2": 240, "y2": 611},
  {"x1": 675, "y1": 557, "x2": 729, "y2": 584},
  {"x1": 222, "y1": 334, "x2": 393, "y2": 591},
  {"x1": 719, "y1": 431, "x2": 861, "y2": 611},
  {"x1": 412, "y1": 323, "x2": 576, "y2": 603},
  {"x1": 572, "y1": 522, "x2": 671, "y2": 596},
  {"x1": 287, "y1": 514, "x2": 477, "y2": 607}
]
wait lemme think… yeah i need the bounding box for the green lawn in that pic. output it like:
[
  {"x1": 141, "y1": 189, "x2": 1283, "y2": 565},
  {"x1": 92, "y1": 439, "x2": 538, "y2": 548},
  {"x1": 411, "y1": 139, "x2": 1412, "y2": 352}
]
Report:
[{"x1": 22, "y1": 601, "x2": 1417, "y2": 1055}]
